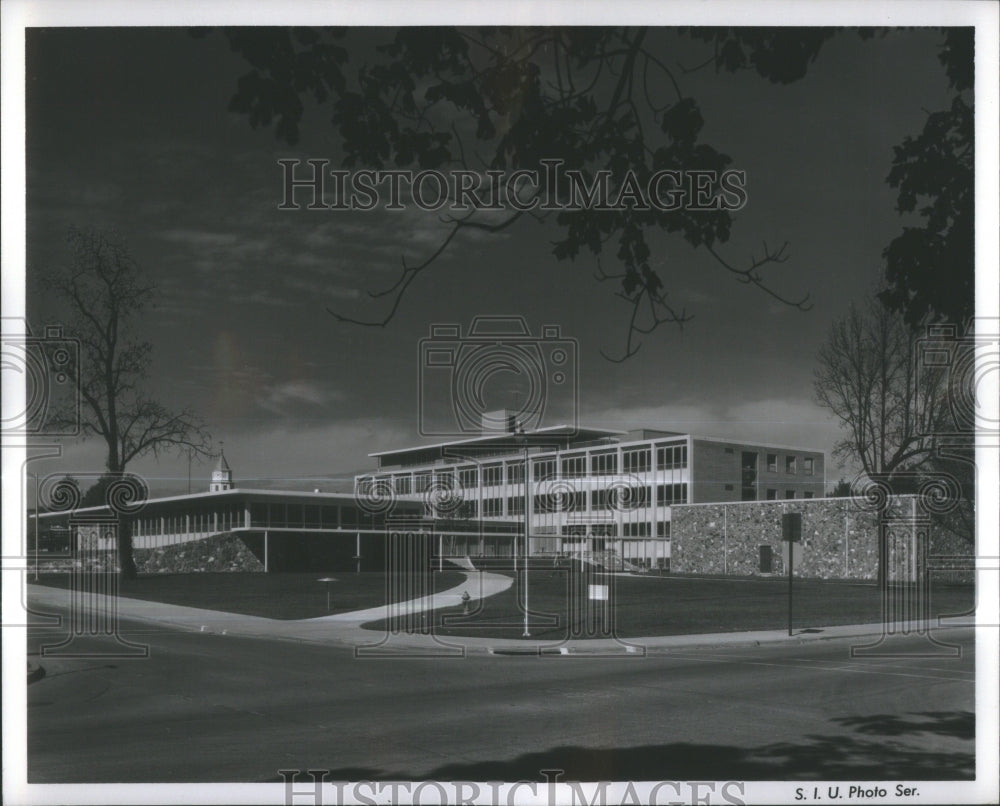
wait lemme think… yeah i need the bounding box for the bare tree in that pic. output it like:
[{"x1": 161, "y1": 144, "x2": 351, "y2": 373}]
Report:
[
  {"x1": 815, "y1": 298, "x2": 974, "y2": 587},
  {"x1": 41, "y1": 227, "x2": 212, "y2": 578},
  {"x1": 814, "y1": 297, "x2": 943, "y2": 481}
]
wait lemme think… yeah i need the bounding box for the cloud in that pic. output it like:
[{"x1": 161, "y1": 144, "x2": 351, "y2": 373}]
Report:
[{"x1": 259, "y1": 379, "x2": 345, "y2": 414}]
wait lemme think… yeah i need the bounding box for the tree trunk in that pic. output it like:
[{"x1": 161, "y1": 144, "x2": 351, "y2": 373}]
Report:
[{"x1": 117, "y1": 517, "x2": 138, "y2": 580}]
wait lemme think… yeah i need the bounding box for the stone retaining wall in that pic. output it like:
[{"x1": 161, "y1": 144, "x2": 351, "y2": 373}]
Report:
[
  {"x1": 134, "y1": 532, "x2": 264, "y2": 574},
  {"x1": 671, "y1": 495, "x2": 972, "y2": 582}
]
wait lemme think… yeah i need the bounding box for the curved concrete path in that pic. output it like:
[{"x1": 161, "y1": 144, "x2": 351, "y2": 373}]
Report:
[
  {"x1": 26, "y1": 570, "x2": 513, "y2": 650},
  {"x1": 304, "y1": 567, "x2": 511, "y2": 622},
  {"x1": 25, "y1": 574, "x2": 972, "y2": 657}
]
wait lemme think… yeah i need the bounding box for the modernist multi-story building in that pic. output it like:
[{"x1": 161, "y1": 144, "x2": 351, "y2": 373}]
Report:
[{"x1": 357, "y1": 411, "x2": 825, "y2": 568}]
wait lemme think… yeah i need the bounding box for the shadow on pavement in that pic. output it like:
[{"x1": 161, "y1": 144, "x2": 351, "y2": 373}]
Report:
[{"x1": 264, "y1": 710, "x2": 974, "y2": 782}]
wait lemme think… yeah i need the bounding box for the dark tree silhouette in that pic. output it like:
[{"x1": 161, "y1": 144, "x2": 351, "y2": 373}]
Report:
[
  {"x1": 814, "y1": 297, "x2": 943, "y2": 480},
  {"x1": 40, "y1": 227, "x2": 212, "y2": 578},
  {"x1": 878, "y1": 28, "x2": 973, "y2": 330},
  {"x1": 828, "y1": 478, "x2": 853, "y2": 498},
  {"x1": 202, "y1": 26, "x2": 836, "y2": 359},
  {"x1": 815, "y1": 298, "x2": 972, "y2": 562}
]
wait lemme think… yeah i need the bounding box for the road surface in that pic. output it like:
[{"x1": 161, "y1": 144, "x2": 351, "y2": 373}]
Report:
[{"x1": 26, "y1": 604, "x2": 974, "y2": 782}]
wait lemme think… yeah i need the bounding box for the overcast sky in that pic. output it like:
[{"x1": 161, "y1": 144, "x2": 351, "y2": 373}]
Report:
[{"x1": 24, "y1": 25, "x2": 961, "y2": 495}]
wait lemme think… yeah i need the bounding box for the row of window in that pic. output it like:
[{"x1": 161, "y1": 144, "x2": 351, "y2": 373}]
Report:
[
  {"x1": 374, "y1": 449, "x2": 689, "y2": 493},
  {"x1": 560, "y1": 522, "x2": 671, "y2": 538},
  {"x1": 134, "y1": 504, "x2": 246, "y2": 537},
  {"x1": 765, "y1": 454, "x2": 814, "y2": 475},
  {"x1": 765, "y1": 490, "x2": 815, "y2": 500},
  {"x1": 463, "y1": 484, "x2": 690, "y2": 517}
]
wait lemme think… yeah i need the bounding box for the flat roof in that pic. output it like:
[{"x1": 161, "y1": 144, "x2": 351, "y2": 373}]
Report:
[
  {"x1": 31, "y1": 487, "x2": 378, "y2": 520},
  {"x1": 368, "y1": 425, "x2": 624, "y2": 459},
  {"x1": 370, "y1": 425, "x2": 826, "y2": 463}
]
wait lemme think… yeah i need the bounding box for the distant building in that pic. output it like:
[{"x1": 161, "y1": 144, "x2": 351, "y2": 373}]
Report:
[
  {"x1": 357, "y1": 410, "x2": 825, "y2": 569},
  {"x1": 31, "y1": 450, "x2": 517, "y2": 574}
]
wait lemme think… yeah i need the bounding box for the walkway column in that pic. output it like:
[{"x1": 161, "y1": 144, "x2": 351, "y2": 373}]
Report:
[{"x1": 264, "y1": 530, "x2": 269, "y2": 572}]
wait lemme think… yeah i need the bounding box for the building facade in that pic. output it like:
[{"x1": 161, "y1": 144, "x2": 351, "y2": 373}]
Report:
[
  {"x1": 357, "y1": 412, "x2": 826, "y2": 569},
  {"x1": 32, "y1": 455, "x2": 518, "y2": 574}
]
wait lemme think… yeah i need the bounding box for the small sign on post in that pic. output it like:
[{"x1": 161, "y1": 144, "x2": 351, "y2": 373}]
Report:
[
  {"x1": 781, "y1": 513, "x2": 802, "y2": 637},
  {"x1": 588, "y1": 584, "x2": 609, "y2": 601}
]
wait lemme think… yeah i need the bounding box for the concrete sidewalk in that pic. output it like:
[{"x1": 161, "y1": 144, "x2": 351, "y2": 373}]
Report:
[{"x1": 26, "y1": 578, "x2": 972, "y2": 656}]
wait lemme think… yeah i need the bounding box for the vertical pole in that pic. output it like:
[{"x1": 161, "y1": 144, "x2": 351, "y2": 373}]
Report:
[
  {"x1": 356, "y1": 532, "x2": 361, "y2": 574},
  {"x1": 844, "y1": 512, "x2": 849, "y2": 578},
  {"x1": 723, "y1": 506, "x2": 728, "y2": 576},
  {"x1": 33, "y1": 473, "x2": 39, "y2": 580},
  {"x1": 523, "y1": 443, "x2": 530, "y2": 638},
  {"x1": 788, "y1": 538, "x2": 793, "y2": 637},
  {"x1": 264, "y1": 530, "x2": 269, "y2": 573},
  {"x1": 439, "y1": 534, "x2": 443, "y2": 573}
]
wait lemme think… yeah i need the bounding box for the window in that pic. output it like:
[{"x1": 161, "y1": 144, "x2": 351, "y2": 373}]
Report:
[
  {"x1": 414, "y1": 472, "x2": 432, "y2": 493},
  {"x1": 533, "y1": 458, "x2": 557, "y2": 481},
  {"x1": 804, "y1": 491, "x2": 814, "y2": 499},
  {"x1": 657, "y1": 521, "x2": 671, "y2": 538},
  {"x1": 558, "y1": 490, "x2": 586, "y2": 512},
  {"x1": 483, "y1": 465, "x2": 503, "y2": 486},
  {"x1": 724, "y1": 484, "x2": 734, "y2": 491},
  {"x1": 304, "y1": 506, "x2": 321, "y2": 528},
  {"x1": 803, "y1": 458, "x2": 814, "y2": 476},
  {"x1": 321, "y1": 506, "x2": 339, "y2": 527},
  {"x1": 785, "y1": 490, "x2": 796, "y2": 499},
  {"x1": 458, "y1": 467, "x2": 477, "y2": 489},
  {"x1": 766, "y1": 489, "x2": 777, "y2": 500},
  {"x1": 623, "y1": 522, "x2": 651, "y2": 537},
  {"x1": 591, "y1": 489, "x2": 610, "y2": 510},
  {"x1": 656, "y1": 483, "x2": 688, "y2": 506},
  {"x1": 251, "y1": 503, "x2": 268, "y2": 527},
  {"x1": 656, "y1": 444, "x2": 687, "y2": 470},
  {"x1": 507, "y1": 496, "x2": 525, "y2": 515},
  {"x1": 623, "y1": 448, "x2": 651, "y2": 474},
  {"x1": 620, "y1": 486, "x2": 650, "y2": 508},
  {"x1": 767, "y1": 453, "x2": 777, "y2": 472},
  {"x1": 433, "y1": 471, "x2": 454, "y2": 489},
  {"x1": 482, "y1": 497, "x2": 503, "y2": 517},
  {"x1": 356, "y1": 476, "x2": 373, "y2": 495},
  {"x1": 561, "y1": 455, "x2": 586, "y2": 478},
  {"x1": 506, "y1": 462, "x2": 524, "y2": 484},
  {"x1": 591, "y1": 452, "x2": 617, "y2": 475},
  {"x1": 785, "y1": 455, "x2": 797, "y2": 474},
  {"x1": 394, "y1": 475, "x2": 411, "y2": 495}
]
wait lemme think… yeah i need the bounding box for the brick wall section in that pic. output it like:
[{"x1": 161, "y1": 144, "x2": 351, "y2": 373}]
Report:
[
  {"x1": 690, "y1": 439, "x2": 825, "y2": 504},
  {"x1": 671, "y1": 495, "x2": 971, "y2": 581},
  {"x1": 690, "y1": 439, "x2": 742, "y2": 504},
  {"x1": 134, "y1": 533, "x2": 264, "y2": 574}
]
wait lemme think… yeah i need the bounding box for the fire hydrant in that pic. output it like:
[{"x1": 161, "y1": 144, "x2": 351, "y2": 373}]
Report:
[{"x1": 461, "y1": 590, "x2": 471, "y2": 615}]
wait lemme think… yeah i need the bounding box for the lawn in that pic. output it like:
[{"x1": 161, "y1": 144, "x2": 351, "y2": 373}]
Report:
[
  {"x1": 364, "y1": 567, "x2": 976, "y2": 640},
  {"x1": 31, "y1": 570, "x2": 466, "y2": 620}
]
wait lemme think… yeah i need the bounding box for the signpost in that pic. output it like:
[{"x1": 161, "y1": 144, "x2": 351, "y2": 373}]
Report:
[
  {"x1": 781, "y1": 513, "x2": 802, "y2": 636},
  {"x1": 317, "y1": 577, "x2": 337, "y2": 611}
]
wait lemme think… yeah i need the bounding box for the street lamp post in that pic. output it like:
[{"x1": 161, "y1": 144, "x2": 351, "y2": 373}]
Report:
[
  {"x1": 523, "y1": 438, "x2": 531, "y2": 637},
  {"x1": 516, "y1": 427, "x2": 531, "y2": 638}
]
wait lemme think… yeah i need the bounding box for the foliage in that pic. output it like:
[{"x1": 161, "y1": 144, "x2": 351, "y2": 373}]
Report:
[
  {"x1": 878, "y1": 28, "x2": 973, "y2": 329},
  {"x1": 205, "y1": 26, "x2": 832, "y2": 359}
]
